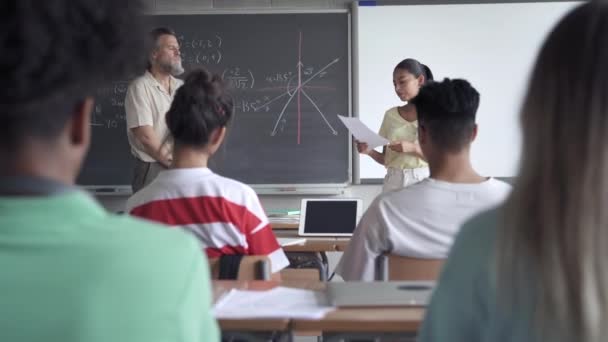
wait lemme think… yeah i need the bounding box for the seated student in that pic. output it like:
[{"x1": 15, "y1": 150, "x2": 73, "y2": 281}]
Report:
[
  {"x1": 127, "y1": 69, "x2": 289, "y2": 274},
  {"x1": 0, "y1": 1, "x2": 218, "y2": 341},
  {"x1": 336, "y1": 78, "x2": 511, "y2": 281},
  {"x1": 419, "y1": 3, "x2": 608, "y2": 342}
]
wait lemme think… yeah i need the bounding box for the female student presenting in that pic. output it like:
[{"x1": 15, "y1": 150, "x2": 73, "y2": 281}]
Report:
[
  {"x1": 126, "y1": 68, "x2": 289, "y2": 274},
  {"x1": 358, "y1": 58, "x2": 433, "y2": 192}
]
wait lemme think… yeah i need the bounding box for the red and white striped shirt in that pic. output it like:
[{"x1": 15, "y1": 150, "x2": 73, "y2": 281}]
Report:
[{"x1": 126, "y1": 168, "x2": 289, "y2": 272}]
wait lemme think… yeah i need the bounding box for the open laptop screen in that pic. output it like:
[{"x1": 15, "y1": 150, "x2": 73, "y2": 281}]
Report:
[{"x1": 299, "y1": 199, "x2": 362, "y2": 236}]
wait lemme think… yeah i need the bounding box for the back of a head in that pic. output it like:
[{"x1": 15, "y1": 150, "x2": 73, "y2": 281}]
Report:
[
  {"x1": 166, "y1": 68, "x2": 234, "y2": 148},
  {"x1": 0, "y1": 0, "x2": 146, "y2": 152},
  {"x1": 500, "y1": 2, "x2": 608, "y2": 341},
  {"x1": 411, "y1": 78, "x2": 479, "y2": 153}
]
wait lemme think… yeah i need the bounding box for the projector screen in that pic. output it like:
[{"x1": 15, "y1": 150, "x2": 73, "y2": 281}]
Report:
[{"x1": 355, "y1": 1, "x2": 580, "y2": 179}]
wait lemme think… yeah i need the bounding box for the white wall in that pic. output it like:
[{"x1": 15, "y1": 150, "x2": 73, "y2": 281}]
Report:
[{"x1": 356, "y1": 1, "x2": 580, "y2": 179}]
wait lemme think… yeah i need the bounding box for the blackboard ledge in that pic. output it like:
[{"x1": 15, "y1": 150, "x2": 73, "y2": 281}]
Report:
[
  {"x1": 82, "y1": 186, "x2": 133, "y2": 196},
  {"x1": 82, "y1": 183, "x2": 351, "y2": 196}
]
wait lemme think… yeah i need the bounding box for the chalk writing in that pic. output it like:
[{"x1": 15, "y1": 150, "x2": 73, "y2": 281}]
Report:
[{"x1": 222, "y1": 67, "x2": 255, "y2": 89}]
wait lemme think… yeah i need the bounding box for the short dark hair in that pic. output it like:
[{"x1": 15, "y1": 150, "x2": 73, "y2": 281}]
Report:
[
  {"x1": 0, "y1": 0, "x2": 146, "y2": 150},
  {"x1": 411, "y1": 78, "x2": 480, "y2": 152},
  {"x1": 165, "y1": 68, "x2": 233, "y2": 147},
  {"x1": 395, "y1": 58, "x2": 434, "y2": 82}
]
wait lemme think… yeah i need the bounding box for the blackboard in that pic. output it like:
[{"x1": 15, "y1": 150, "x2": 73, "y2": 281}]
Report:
[{"x1": 77, "y1": 12, "x2": 351, "y2": 190}]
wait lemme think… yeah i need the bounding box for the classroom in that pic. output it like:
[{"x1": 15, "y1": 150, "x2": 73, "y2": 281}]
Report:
[{"x1": 2, "y1": 0, "x2": 604, "y2": 341}]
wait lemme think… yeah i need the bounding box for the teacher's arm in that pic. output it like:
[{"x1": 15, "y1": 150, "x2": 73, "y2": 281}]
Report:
[
  {"x1": 356, "y1": 140, "x2": 385, "y2": 166},
  {"x1": 388, "y1": 141, "x2": 426, "y2": 161},
  {"x1": 130, "y1": 126, "x2": 172, "y2": 167}
]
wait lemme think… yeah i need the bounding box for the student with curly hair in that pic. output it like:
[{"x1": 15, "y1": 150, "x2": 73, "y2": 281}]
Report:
[{"x1": 0, "y1": 1, "x2": 218, "y2": 341}]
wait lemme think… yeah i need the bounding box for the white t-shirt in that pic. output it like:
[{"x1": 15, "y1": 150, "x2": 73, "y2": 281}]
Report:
[
  {"x1": 126, "y1": 168, "x2": 289, "y2": 273},
  {"x1": 125, "y1": 71, "x2": 183, "y2": 162},
  {"x1": 336, "y1": 177, "x2": 512, "y2": 281}
]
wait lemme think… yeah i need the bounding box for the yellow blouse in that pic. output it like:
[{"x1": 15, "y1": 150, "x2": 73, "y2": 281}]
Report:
[{"x1": 378, "y1": 107, "x2": 428, "y2": 169}]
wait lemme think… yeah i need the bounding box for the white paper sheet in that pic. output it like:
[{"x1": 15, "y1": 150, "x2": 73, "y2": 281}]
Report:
[
  {"x1": 277, "y1": 237, "x2": 307, "y2": 247},
  {"x1": 337, "y1": 115, "x2": 389, "y2": 149},
  {"x1": 213, "y1": 287, "x2": 334, "y2": 320}
]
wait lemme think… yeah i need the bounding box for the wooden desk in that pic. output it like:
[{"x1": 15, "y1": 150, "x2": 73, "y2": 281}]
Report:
[
  {"x1": 213, "y1": 280, "x2": 425, "y2": 336},
  {"x1": 270, "y1": 222, "x2": 299, "y2": 230},
  {"x1": 273, "y1": 230, "x2": 350, "y2": 280},
  {"x1": 293, "y1": 307, "x2": 423, "y2": 333},
  {"x1": 213, "y1": 281, "x2": 291, "y2": 332},
  {"x1": 274, "y1": 229, "x2": 349, "y2": 252}
]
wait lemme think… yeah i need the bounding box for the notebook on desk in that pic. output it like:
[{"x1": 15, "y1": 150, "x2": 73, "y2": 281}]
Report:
[
  {"x1": 327, "y1": 281, "x2": 434, "y2": 307},
  {"x1": 298, "y1": 198, "x2": 362, "y2": 237}
]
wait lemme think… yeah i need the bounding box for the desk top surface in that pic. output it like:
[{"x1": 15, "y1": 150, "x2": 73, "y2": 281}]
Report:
[
  {"x1": 274, "y1": 229, "x2": 350, "y2": 252},
  {"x1": 213, "y1": 280, "x2": 425, "y2": 333},
  {"x1": 271, "y1": 222, "x2": 299, "y2": 230}
]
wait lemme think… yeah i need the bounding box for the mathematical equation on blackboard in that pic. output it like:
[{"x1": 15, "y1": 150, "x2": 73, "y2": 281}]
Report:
[{"x1": 92, "y1": 31, "x2": 341, "y2": 146}]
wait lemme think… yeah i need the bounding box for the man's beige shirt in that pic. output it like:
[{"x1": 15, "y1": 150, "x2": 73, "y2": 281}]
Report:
[{"x1": 125, "y1": 70, "x2": 183, "y2": 162}]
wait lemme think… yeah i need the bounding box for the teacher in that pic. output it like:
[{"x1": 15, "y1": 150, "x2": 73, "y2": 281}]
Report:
[{"x1": 125, "y1": 27, "x2": 184, "y2": 193}]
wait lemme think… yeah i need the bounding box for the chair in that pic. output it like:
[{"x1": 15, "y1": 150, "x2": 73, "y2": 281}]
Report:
[
  {"x1": 280, "y1": 268, "x2": 321, "y2": 282},
  {"x1": 374, "y1": 254, "x2": 444, "y2": 281},
  {"x1": 209, "y1": 255, "x2": 272, "y2": 280}
]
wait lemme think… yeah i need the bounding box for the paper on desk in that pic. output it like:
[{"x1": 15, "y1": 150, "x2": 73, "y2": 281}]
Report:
[
  {"x1": 337, "y1": 115, "x2": 389, "y2": 149},
  {"x1": 213, "y1": 287, "x2": 334, "y2": 320},
  {"x1": 277, "y1": 237, "x2": 306, "y2": 247},
  {"x1": 268, "y1": 215, "x2": 300, "y2": 225}
]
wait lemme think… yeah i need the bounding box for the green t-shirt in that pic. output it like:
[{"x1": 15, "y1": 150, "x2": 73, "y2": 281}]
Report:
[
  {"x1": 0, "y1": 191, "x2": 219, "y2": 342},
  {"x1": 419, "y1": 207, "x2": 534, "y2": 342}
]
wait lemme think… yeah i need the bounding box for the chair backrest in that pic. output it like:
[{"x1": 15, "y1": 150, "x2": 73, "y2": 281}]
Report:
[
  {"x1": 375, "y1": 254, "x2": 445, "y2": 281},
  {"x1": 209, "y1": 255, "x2": 271, "y2": 281},
  {"x1": 279, "y1": 268, "x2": 321, "y2": 282}
]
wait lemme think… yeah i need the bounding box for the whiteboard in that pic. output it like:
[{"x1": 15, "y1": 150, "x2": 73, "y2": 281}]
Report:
[{"x1": 355, "y1": 2, "x2": 580, "y2": 178}]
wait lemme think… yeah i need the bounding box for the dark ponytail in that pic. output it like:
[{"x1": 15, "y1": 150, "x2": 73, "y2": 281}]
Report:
[
  {"x1": 395, "y1": 58, "x2": 433, "y2": 83},
  {"x1": 165, "y1": 68, "x2": 233, "y2": 147},
  {"x1": 421, "y1": 64, "x2": 434, "y2": 82}
]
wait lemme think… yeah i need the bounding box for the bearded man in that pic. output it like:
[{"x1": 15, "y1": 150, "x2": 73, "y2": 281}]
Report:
[{"x1": 125, "y1": 27, "x2": 185, "y2": 193}]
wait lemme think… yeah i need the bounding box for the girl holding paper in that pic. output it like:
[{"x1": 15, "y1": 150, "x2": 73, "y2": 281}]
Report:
[{"x1": 357, "y1": 58, "x2": 433, "y2": 192}]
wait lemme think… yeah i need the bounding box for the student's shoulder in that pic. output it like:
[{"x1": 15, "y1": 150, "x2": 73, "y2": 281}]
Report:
[
  {"x1": 109, "y1": 213, "x2": 196, "y2": 244},
  {"x1": 380, "y1": 179, "x2": 433, "y2": 202},
  {"x1": 485, "y1": 178, "x2": 513, "y2": 197},
  {"x1": 211, "y1": 173, "x2": 257, "y2": 197},
  {"x1": 454, "y1": 206, "x2": 501, "y2": 255},
  {"x1": 125, "y1": 181, "x2": 168, "y2": 212},
  {"x1": 487, "y1": 177, "x2": 513, "y2": 189},
  {"x1": 101, "y1": 213, "x2": 193, "y2": 253},
  {"x1": 94, "y1": 215, "x2": 206, "y2": 293}
]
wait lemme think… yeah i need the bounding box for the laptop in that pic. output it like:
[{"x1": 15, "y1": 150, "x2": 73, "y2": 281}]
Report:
[
  {"x1": 298, "y1": 198, "x2": 362, "y2": 237},
  {"x1": 327, "y1": 281, "x2": 434, "y2": 307}
]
